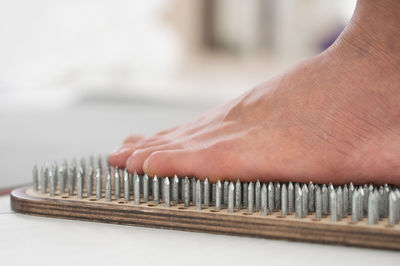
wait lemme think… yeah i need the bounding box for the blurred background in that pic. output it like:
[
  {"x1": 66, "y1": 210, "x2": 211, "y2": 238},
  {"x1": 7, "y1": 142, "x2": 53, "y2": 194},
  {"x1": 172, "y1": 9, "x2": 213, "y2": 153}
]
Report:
[{"x1": 0, "y1": 0, "x2": 356, "y2": 188}]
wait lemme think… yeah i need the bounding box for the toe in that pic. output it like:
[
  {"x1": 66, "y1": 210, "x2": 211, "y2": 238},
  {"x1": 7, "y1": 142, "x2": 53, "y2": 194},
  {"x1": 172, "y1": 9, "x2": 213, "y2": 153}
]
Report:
[
  {"x1": 123, "y1": 134, "x2": 144, "y2": 144},
  {"x1": 108, "y1": 144, "x2": 135, "y2": 168},
  {"x1": 154, "y1": 126, "x2": 180, "y2": 136},
  {"x1": 131, "y1": 126, "x2": 180, "y2": 148},
  {"x1": 109, "y1": 136, "x2": 176, "y2": 168},
  {"x1": 126, "y1": 143, "x2": 183, "y2": 174},
  {"x1": 133, "y1": 138, "x2": 170, "y2": 150},
  {"x1": 143, "y1": 150, "x2": 197, "y2": 178},
  {"x1": 143, "y1": 148, "x2": 235, "y2": 182}
]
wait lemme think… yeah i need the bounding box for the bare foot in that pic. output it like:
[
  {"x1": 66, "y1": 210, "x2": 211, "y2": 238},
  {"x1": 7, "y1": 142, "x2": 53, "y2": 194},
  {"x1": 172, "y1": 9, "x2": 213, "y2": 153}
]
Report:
[{"x1": 109, "y1": 0, "x2": 400, "y2": 185}]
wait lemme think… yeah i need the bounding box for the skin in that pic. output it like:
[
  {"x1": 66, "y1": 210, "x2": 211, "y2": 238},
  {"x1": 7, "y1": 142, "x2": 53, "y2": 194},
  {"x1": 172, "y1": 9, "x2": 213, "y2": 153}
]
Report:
[{"x1": 109, "y1": 0, "x2": 400, "y2": 185}]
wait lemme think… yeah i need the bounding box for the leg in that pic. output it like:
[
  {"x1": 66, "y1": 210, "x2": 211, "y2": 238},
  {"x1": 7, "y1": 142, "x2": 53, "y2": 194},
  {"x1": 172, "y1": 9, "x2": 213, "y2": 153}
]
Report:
[{"x1": 109, "y1": 0, "x2": 400, "y2": 185}]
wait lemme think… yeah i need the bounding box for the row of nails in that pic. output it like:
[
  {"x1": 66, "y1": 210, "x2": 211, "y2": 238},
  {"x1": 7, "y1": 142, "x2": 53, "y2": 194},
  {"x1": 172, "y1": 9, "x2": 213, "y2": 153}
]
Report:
[{"x1": 32, "y1": 159, "x2": 400, "y2": 226}]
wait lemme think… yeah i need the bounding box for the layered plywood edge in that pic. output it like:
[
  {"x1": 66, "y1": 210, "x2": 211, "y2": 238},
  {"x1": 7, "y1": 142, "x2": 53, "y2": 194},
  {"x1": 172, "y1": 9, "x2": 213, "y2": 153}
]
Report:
[{"x1": 10, "y1": 186, "x2": 400, "y2": 251}]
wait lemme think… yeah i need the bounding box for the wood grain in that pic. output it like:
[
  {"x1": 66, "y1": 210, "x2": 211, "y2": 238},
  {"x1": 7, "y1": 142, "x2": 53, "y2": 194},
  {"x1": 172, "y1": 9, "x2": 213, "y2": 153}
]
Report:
[{"x1": 10, "y1": 186, "x2": 400, "y2": 251}]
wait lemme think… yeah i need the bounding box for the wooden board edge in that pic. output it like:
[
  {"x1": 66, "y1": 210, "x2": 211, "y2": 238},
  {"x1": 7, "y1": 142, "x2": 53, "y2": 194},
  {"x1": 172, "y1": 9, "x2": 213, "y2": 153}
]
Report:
[{"x1": 10, "y1": 186, "x2": 400, "y2": 251}]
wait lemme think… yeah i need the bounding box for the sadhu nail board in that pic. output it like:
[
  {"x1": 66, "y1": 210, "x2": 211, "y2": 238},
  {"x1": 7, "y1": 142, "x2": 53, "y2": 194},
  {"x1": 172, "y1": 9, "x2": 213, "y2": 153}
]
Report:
[{"x1": 10, "y1": 157, "x2": 400, "y2": 251}]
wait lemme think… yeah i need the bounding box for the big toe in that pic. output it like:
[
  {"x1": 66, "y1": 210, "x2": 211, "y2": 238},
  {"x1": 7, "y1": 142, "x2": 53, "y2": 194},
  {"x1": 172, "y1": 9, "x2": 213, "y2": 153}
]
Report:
[
  {"x1": 126, "y1": 143, "x2": 183, "y2": 174},
  {"x1": 143, "y1": 148, "x2": 235, "y2": 182}
]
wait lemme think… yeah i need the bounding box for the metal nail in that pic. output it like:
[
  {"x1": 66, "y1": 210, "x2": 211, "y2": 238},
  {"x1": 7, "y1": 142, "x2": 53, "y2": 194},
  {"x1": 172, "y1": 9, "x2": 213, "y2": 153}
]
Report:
[
  {"x1": 322, "y1": 184, "x2": 328, "y2": 216},
  {"x1": 200, "y1": 179, "x2": 204, "y2": 207},
  {"x1": 212, "y1": 183, "x2": 216, "y2": 204},
  {"x1": 58, "y1": 160, "x2": 68, "y2": 191},
  {"x1": 395, "y1": 190, "x2": 400, "y2": 223},
  {"x1": 124, "y1": 171, "x2": 130, "y2": 202},
  {"x1": 196, "y1": 180, "x2": 202, "y2": 210},
  {"x1": 163, "y1": 176, "x2": 170, "y2": 199},
  {"x1": 80, "y1": 158, "x2": 86, "y2": 177},
  {"x1": 49, "y1": 168, "x2": 56, "y2": 197},
  {"x1": 359, "y1": 187, "x2": 364, "y2": 218},
  {"x1": 223, "y1": 181, "x2": 229, "y2": 206},
  {"x1": 343, "y1": 184, "x2": 348, "y2": 217},
  {"x1": 96, "y1": 167, "x2": 102, "y2": 199},
  {"x1": 330, "y1": 189, "x2": 337, "y2": 222},
  {"x1": 160, "y1": 177, "x2": 165, "y2": 202},
  {"x1": 184, "y1": 176, "x2": 190, "y2": 207},
  {"x1": 153, "y1": 176, "x2": 159, "y2": 205},
  {"x1": 58, "y1": 166, "x2": 66, "y2": 194},
  {"x1": 173, "y1": 175, "x2": 179, "y2": 206},
  {"x1": 383, "y1": 184, "x2": 390, "y2": 217},
  {"x1": 191, "y1": 177, "x2": 196, "y2": 203},
  {"x1": 308, "y1": 182, "x2": 314, "y2": 212},
  {"x1": 114, "y1": 168, "x2": 120, "y2": 199},
  {"x1": 228, "y1": 182, "x2": 234, "y2": 213},
  {"x1": 368, "y1": 191, "x2": 376, "y2": 224},
  {"x1": 389, "y1": 192, "x2": 397, "y2": 226},
  {"x1": 143, "y1": 174, "x2": 149, "y2": 202},
  {"x1": 378, "y1": 186, "x2": 384, "y2": 219},
  {"x1": 275, "y1": 181, "x2": 281, "y2": 210},
  {"x1": 40, "y1": 164, "x2": 46, "y2": 194},
  {"x1": 67, "y1": 166, "x2": 74, "y2": 196},
  {"x1": 105, "y1": 171, "x2": 111, "y2": 201},
  {"x1": 235, "y1": 179, "x2": 241, "y2": 210},
  {"x1": 295, "y1": 185, "x2": 302, "y2": 219},
  {"x1": 255, "y1": 180, "x2": 261, "y2": 211},
  {"x1": 268, "y1": 182, "x2": 274, "y2": 213},
  {"x1": 337, "y1": 186, "x2": 343, "y2": 220},
  {"x1": 261, "y1": 183, "x2": 267, "y2": 216},
  {"x1": 302, "y1": 184, "x2": 308, "y2": 217},
  {"x1": 374, "y1": 190, "x2": 380, "y2": 223},
  {"x1": 363, "y1": 185, "x2": 369, "y2": 215},
  {"x1": 32, "y1": 165, "x2": 38, "y2": 191},
  {"x1": 204, "y1": 178, "x2": 210, "y2": 208},
  {"x1": 86, "y1": 166, "x2": 93, "y2": 197},
  {"x1": 248, "y1": 182, "x2": 254, "y2": 214},
  {"x1": 76, "y1": 168, "x2": 83, "y2": 199},
  {"x1": 369, "y1": 184, "x2": 374, "y2": 193},
  {"x1": 281, "y1": 183, "x2": 287, "y2": 217},
  {"x1": 53, "y1": 163, "x2": 59, "y2": 190},
  {"x1": 328, "y1": 182, "x2": 334, "y2": 212},
  {"x1": 349, "y1": 182, "x2": 354, "y2": 215},
  {"x1": 215, "y1": 180, "x2": 222, "y2": 211},
  {"x1": 288, "y1": 182, "x2": 294, "y2": 214},
  {"x1": 243, "y1": 182, "x2": 248, "y2": 208},
  {"x1": 177, "y1": 176, "x2": 182, "y2": 201},
  {"x1": 164, "y1": 177, "x2": 170, "y2": 208},
  {"x1": 315, "y1": 184, "x2": 322, "y2": 219},
  {"x1": 328, "y1": 182, "x2": 334, "y2": 191},
  {"x1": 352, "y1": 190, "x2": 359, "y2": 223},
  {"x1": 134, "y1": 173, "x2": 140, "y2": 205}
]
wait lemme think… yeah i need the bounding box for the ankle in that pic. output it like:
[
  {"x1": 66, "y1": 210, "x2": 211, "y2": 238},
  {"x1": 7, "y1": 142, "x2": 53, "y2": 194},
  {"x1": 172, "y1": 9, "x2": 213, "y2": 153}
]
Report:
[{"x1": 332, "y1": 0, "x2": 400, "y2": 67}]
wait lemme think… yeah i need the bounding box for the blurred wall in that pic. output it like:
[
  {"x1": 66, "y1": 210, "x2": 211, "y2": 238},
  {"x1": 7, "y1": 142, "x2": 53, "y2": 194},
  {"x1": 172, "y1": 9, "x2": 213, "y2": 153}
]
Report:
[
  {"x1": 0, "y1": 0, "x2": 356, "y2": 110},
  {"x1": 177, "y1": 0, "x2": 356, "y2": 56},
  {"x1": 0, "y1": 0, "x2": 181, "y2": 108}
]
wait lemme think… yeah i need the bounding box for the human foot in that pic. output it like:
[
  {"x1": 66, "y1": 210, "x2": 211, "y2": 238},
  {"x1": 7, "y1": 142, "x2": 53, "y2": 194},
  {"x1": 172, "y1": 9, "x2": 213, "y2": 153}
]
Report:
[{"x1": 109, "y1": 0, "x2": 400, "y2": 185}]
